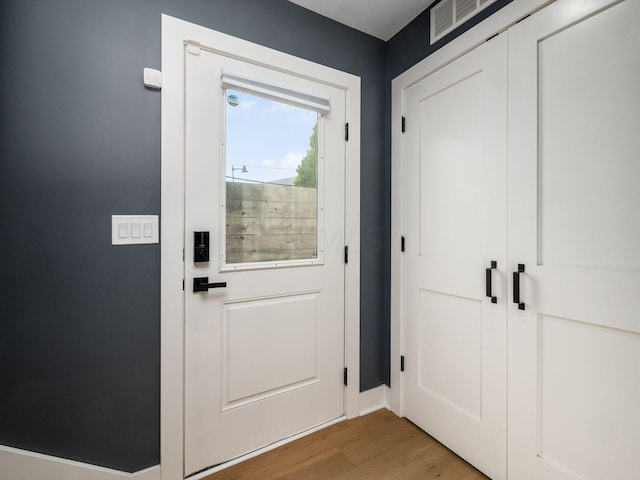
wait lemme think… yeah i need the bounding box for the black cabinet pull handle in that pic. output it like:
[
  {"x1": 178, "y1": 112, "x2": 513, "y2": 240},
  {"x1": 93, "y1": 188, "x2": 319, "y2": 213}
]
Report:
[
  {"x1": 193, "y1": 277, "x2": 227, "y2": 292},
  {"x1": 485, "y1": 260, "x2": 497, "y2": 304},
  {"x1": 513, "y1": 264, "x2": 525, "y2": 310}
]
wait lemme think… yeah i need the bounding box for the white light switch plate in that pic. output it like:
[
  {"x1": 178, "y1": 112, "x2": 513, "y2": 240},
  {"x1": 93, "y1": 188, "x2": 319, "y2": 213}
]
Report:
[{"x1": 112, "y1": 215, "x2": 159, "y2": 245}]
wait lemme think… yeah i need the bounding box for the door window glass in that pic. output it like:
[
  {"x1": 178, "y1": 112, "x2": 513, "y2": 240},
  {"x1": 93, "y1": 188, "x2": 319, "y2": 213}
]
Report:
[{"x1": 224, "y1": 89, "x2": 319, "y2": 265}]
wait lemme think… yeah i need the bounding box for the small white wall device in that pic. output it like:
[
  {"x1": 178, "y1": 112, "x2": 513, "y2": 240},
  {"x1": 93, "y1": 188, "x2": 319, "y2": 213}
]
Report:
[{"x1": 143, "y1": 68, "x2": 162, "y2": 89}]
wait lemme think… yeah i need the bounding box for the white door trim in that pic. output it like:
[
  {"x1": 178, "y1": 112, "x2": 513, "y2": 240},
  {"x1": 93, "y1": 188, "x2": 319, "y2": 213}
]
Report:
[
  {"x1": 390, "y1": 0, "x2": 554, "y2": 416},
  {"x1": 161, "y1": 15, "x2": 361, "y2": 480}
]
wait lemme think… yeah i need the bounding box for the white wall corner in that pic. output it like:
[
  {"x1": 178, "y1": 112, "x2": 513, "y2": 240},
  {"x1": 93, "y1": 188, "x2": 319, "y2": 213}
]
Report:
[
  {"x1": 359, "y1": 384, "x2": 391, "y2": 416},
  {"x1": 0, "y1": 445, "x2": 160, "y2": 480}
]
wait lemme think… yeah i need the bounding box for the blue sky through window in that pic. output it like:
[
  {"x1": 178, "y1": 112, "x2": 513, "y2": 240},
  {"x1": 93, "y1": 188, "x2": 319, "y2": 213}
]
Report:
[{"x1": 225, "y1": 89, "x2": 318, "y2": 184}]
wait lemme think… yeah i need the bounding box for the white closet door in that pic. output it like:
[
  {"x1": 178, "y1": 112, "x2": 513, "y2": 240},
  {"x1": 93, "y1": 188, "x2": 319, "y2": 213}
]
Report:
[
  {"x1": 402, "y1": 33, "x2": 507, "y2": 480},
  {"x1": 508, "y1": 0, "x2": 640, "y2": 478}
]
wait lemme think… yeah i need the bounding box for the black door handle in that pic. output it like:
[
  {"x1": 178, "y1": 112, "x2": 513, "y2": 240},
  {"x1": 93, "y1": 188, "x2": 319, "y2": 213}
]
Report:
[
  {"x1": 486, "y1": 260, "x2": 497, "y2": 303},
  {"x1": 513, "y1": 264, "x2": 525, "y2": 310},
  {"x1": 193, "y1": 277, "x2": 227, "y2": 292}
]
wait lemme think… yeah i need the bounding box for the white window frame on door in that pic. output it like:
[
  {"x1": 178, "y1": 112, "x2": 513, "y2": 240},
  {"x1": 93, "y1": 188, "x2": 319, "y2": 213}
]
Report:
[
  {"x1": 390, "y1": 0, "x2": 553, "y2": 415},
  {"x1": 161, "y1": 15, "x2": 361, "y2": 480}
]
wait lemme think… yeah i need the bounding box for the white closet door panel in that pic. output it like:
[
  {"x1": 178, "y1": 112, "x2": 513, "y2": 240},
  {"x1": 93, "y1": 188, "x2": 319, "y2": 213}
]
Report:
[
  {"x1": 537, "y1": 315, "x2": 640, "y2": 479},
  {"x1": 418, "y1": 290, "x2": 483, "y2": 420},
  {"x1": 508, "y1": 0, "x2": 640, "y2": 478},
  {"x1": 419, "y1": 69, "x2": 483, "y2": 262},
  {"x1": 403, "y1": 32, "x2": 508, "y2": 480},
  {"x1": 537, "y1": 2, "x2": 640, "y2": 272}
]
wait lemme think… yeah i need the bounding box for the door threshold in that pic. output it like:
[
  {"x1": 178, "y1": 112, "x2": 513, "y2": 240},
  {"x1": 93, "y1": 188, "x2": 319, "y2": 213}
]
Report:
[{"x1": 187, "y1": 416, "x2": 347, "y2": 479}]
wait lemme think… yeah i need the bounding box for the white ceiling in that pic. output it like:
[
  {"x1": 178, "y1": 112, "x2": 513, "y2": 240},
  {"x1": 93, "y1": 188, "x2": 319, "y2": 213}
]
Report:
[{"x1": 288, "y1": 0, "x2": 436, "y2": 41}]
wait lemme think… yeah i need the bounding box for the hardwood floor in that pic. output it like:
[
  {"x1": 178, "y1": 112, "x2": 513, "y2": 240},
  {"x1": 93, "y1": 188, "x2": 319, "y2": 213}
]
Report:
[{"x1": 203, "y1": 409, "x2": 489, "y2": 480}]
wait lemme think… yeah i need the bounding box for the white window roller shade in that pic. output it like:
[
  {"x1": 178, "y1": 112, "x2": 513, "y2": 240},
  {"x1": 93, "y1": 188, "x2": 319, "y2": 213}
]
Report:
[{"x1": 221, "y1": 73, "x2": 331, "y2": 115}]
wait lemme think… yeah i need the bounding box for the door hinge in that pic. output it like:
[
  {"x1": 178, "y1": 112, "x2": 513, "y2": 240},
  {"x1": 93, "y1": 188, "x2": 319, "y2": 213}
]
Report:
[
  {"x1": 345, "y1": 122, "x2": 349, "y2": 141},
  {"x1": 401, "y1": 236, "x2": 405, "y2": 252},
  {"x1": 182, "y1": 279, "x2": 185, "y2": 291},
  {"x1": 402, "y1": 116, "x2": 406, "y2": 133},
  {"x1": 401, "y1": 355, "x2": 405, "y2": 372},
  {"x1": 343, "y1": 367, "x2": 348, "y2": 386},
  {"x1": 344, "y1": 245, "x2": 349, "y2": 264}
]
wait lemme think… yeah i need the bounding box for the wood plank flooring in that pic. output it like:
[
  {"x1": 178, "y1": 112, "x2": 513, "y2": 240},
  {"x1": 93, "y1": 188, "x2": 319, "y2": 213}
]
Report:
[{"x1": 203, "y1": 409, "x2": 489, "y2": 480}]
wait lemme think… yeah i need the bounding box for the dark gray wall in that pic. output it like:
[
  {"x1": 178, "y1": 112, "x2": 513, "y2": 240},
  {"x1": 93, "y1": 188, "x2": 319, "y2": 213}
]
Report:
[{"x1": 0, "y1": 0, "x2": 385, "y2": 472}]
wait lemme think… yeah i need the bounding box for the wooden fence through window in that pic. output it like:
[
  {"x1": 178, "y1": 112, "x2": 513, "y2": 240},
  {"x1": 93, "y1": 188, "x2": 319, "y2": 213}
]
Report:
[{"x1": 226, "y1": 182, "x2": 317, "y2": 264}]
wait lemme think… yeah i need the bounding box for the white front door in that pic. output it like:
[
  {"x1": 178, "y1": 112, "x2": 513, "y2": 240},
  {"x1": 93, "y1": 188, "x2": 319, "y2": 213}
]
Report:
[
  {"x1": 183, "y1": 46, "x2": 347, "y2": 476},
  {"x1": 402, "y1": 33, "x2": 507, "y2": 479},
  {"x1": 507, "y1": 0, "x2": 640, "y2": 478}
]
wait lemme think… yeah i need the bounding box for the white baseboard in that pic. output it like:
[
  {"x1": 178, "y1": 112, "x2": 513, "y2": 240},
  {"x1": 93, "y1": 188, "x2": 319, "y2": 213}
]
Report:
[
  {"x1": 0, "y1": 445, "x2": 161, "y2": 480},
  {"x1": 359, "y1": 384, "x2": 391, "y2": 416}
]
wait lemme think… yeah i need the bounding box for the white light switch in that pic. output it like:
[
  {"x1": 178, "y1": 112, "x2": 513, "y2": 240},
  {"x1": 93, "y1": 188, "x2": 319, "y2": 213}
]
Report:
[
  {"x1": 118, "y1": 222, "x2": 129, "y2": 239},
  {"x1": 131, "y1": 222, "x2": 141, "y2": 238},
  {"x1": 143, "y1": 221, "x2": 153, "y2": 238},
  {"x1": 112, "y1": 215, "x2": 159, "y2": 245}
]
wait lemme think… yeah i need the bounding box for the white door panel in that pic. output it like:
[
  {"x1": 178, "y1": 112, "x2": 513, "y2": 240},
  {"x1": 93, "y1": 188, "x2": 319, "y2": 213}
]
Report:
[
  {"x1": 508, "y1": 0, "x2": 640, "y2": 478},
  {"x1": 184, "y1": 48, "x2": 346, "y2": 475},
  {"x1": 402, "y1": 33, "x2": 508, "y2": 480}
]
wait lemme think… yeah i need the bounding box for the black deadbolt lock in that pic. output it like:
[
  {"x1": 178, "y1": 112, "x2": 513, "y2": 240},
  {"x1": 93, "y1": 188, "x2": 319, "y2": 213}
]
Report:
[{"x1": 194, "y1": 231, "x2": 210, "y2": 263}]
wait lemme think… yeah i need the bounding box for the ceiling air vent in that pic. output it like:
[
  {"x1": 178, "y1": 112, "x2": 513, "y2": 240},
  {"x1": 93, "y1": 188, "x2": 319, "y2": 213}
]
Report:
[{"x1": 430, "y1": 0, "x2": 497, "y2": 44}]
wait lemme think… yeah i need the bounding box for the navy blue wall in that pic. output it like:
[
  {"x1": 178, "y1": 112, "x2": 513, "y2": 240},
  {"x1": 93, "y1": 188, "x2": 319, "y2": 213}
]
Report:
[{"x1": 0, "y1": 0, "x2": 385, "y2": 472}]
